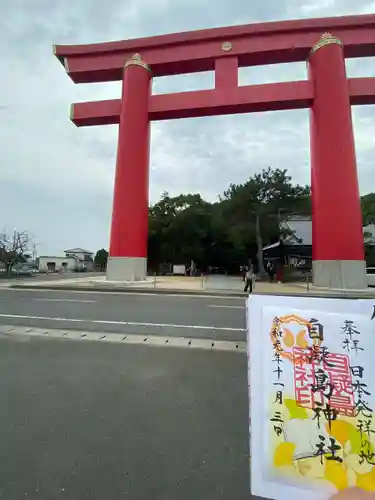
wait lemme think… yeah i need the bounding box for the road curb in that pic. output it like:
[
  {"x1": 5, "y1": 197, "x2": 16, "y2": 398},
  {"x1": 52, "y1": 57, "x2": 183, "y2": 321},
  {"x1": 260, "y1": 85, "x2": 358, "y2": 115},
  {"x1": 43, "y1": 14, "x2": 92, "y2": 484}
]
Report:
[
  {"x1": 8, "y1": 284, "x2": 375, "y2": 299},
  {"x1": 0, "y1": 325, "x2": 247, "y2": 352},
  {"x1": 9, "y1": 284, "x2": 247, "y2": 297}
]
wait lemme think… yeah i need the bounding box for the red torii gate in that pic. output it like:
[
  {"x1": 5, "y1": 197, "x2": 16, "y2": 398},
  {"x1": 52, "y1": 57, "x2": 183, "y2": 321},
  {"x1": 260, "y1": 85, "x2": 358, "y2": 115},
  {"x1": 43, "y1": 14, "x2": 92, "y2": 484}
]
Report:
[{"x1": 54, "y1": 14, "x2": 375, "y2": 288}]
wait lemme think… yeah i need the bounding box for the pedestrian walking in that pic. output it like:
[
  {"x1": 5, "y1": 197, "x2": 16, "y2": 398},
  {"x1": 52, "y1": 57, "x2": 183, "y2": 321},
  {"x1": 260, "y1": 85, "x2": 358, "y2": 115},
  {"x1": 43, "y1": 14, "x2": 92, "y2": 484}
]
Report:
[{"x1": 244, "y1": 267, "x2": 255, "y2": 294}]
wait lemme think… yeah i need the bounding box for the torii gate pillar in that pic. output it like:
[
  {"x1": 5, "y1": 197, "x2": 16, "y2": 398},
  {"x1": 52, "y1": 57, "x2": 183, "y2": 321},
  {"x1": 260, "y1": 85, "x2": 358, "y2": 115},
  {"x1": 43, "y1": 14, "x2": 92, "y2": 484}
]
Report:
[
  {"x1": 308, "y1": 33, "x2": 366, "y2": 289},
  {"x1": 106, "y1": 54, "x2": 152, "y2": 282}
]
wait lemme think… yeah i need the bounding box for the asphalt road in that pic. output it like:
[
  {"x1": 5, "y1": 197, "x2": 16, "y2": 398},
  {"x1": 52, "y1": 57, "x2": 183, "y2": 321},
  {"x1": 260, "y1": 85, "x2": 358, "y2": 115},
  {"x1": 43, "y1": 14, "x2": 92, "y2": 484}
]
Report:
[
  {"x1": 0, "y1": 335, "x2": 250, "y2": 500},
  {"x1": 0, "y1": 289, "x2": 246, "y2": 341}
]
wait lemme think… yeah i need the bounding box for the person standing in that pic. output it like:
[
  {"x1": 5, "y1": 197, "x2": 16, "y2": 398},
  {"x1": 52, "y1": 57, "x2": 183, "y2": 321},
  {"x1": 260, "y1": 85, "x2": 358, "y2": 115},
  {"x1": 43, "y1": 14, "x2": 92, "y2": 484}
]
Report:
[
  {"x1": 266, "y1": 261, "x2": 275, "y2": 282},
  {"x1": 244, "y1": 267, "x2": 255, "y2": 294},
  {"x1": 275, "y1": 261, "x2": 284, "y2": 283}
]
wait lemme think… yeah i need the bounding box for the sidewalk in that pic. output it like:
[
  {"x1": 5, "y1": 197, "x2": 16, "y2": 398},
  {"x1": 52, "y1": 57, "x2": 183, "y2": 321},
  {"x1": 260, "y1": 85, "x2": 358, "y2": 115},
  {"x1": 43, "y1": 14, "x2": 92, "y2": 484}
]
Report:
[
  {"x1": 9, "y1": 274, "x2": 375, "y2": 298},
  {"x1": 254, "y1": 281, "x2": 375, "y2": 297},
  {"x1": 10, "y1": 275, "x2": 207, "y2": 290}
]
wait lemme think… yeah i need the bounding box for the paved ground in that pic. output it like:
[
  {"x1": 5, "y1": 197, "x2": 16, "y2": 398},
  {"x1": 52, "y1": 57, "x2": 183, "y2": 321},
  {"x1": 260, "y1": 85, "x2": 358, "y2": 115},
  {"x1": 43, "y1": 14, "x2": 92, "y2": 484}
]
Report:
[
  {"x1": 0, "y1": 288, "x2": 246, "y2": 341},
  {"x1": 31, "y1": 272, "x2": 104, "y2": 281},
  {"x1": 0, "y1": 272, "x2": 104, "y2": 283},
  {"x1": 0, "y1": 334, "x2": 250, "y2": 500},
  {"x1": 0, "y1": 287, "x2": 251, "y2": 499},
  {"x1": 9, "y1": 274, "x2": 241, "y2": 292},
  {"x1": 206, "y1": 275, "x2": 245, "y2": 291},
  {"x1": 11, "y1": 273, "x2": 375, "y2": 297}
]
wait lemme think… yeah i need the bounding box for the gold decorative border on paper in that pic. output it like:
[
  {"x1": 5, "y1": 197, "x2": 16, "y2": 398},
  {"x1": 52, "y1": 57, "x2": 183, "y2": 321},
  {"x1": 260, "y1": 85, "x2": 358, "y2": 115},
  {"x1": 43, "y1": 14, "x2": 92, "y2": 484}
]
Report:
[
  {"x1": 310, "y1": 32, "x2": 342, "y2": 54},
  {"x1": 124, "y1": 53, "x2": 152, "y2": 73}
]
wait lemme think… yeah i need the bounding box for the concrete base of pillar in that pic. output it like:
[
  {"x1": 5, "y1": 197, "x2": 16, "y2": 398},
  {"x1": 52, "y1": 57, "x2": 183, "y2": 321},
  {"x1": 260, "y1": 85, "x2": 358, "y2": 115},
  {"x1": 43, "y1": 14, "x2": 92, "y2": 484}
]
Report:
[
  {"x1": 106, "y1": 257, "x2": 147, "y2": 282},
  {"x1": 312, "y1": 260, "x2": 367, "y2": 289}
]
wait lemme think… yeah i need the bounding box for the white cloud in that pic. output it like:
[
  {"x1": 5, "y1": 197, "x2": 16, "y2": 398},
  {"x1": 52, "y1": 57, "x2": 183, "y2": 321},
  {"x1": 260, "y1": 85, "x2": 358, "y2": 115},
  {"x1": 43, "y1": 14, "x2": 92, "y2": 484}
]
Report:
[
  {"x1": 0, "y1": 0, "x2": 374, "y2": 255},
  {"x1": 299, "y1": 0, "x2": 337, "y2": 14},
  {"x1": 361, "y1": 1, "x2": 375, "y2": 13}
]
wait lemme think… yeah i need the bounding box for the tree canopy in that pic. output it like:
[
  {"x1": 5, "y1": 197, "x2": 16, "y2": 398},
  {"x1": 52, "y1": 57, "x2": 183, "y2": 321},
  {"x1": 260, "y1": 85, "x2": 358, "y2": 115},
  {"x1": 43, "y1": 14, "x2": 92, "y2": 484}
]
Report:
[
  {"x1": 98, "y1": 167, "x2": 375, "y2": 273},
  {"x1": 94, "y1": 248, "x2": 108, "y2": 271},
  {"x1": 148, "y1": 167, "x2": 311, "y2": 274},
  {"x1": 0, "y1": 230, "x2": 31, "y2": 275},
  {"x1": 361, "y1": 193, "x2": 375, "y2": 226}
]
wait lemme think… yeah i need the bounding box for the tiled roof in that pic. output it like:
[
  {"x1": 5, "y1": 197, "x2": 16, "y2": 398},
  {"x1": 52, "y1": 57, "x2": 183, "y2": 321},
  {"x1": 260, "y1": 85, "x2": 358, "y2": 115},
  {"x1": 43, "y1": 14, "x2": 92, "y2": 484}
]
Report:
[
  {"x1": 281, "y1": 216, "x2": 312, "y2": 246},
  {"x1": 279, "y1": 218, "x2": 373, "y2": 246}
]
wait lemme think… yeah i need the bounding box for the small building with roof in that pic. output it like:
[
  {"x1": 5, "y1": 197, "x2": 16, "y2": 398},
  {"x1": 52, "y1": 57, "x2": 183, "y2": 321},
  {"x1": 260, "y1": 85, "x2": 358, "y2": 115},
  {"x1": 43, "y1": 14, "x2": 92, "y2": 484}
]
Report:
[
  {"x1": 263, "y1": 217, "x2": 375, "y2": 270},
  {"x1": 262, "y1": 216, "x2": 312, "y2": 270},
  {"x1": 38, "y1": 247, "x2": 94, "y2": 273}
]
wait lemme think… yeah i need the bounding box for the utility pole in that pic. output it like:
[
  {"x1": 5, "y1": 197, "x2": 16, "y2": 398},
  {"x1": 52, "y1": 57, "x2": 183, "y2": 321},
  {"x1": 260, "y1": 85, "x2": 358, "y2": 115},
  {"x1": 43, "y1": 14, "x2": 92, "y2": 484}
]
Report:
[{"x1": 32, "y1": 243, "x2": 37, "y2": 264}]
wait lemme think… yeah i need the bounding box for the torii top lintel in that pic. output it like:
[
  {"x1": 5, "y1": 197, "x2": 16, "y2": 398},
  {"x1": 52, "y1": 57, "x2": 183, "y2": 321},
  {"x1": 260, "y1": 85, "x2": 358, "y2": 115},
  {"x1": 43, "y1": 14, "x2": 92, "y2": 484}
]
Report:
[{"x1": 54, "y1": 13, "x2": 375, "y2": 83}]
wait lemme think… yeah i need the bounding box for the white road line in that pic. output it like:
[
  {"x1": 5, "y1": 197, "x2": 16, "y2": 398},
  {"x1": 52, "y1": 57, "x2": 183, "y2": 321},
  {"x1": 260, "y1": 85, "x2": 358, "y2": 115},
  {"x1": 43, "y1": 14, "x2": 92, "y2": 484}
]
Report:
[
  {"x1": 3, "y1": 288, "x2": 245, "y2": 300},
  {"x1": 33, "y1": 298, "x2": 97, "y2": 303},
  {"x1": 207, "y1": 305, "x2": 244, "y2": 309},
  {"x1": 0, "y1": 313, "x2": 245, "y2": 332}
]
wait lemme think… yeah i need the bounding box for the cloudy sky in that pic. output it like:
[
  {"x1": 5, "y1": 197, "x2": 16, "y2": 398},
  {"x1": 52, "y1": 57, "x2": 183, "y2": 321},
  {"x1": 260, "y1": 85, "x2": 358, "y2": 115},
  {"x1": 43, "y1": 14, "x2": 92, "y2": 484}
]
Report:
[{"x1": 1, "y1": 0, "x2": 374, "y2": 256}]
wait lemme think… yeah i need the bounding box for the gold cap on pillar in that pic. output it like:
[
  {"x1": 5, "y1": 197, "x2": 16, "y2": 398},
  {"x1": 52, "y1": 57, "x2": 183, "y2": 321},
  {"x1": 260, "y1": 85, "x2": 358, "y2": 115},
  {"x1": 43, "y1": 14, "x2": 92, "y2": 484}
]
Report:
[
  {"x1": 124, "y1": 53, "x2": 152, "y2": 73},
  {"x1": 310, "y1": 32, "x2": 342, "y2": 55}
]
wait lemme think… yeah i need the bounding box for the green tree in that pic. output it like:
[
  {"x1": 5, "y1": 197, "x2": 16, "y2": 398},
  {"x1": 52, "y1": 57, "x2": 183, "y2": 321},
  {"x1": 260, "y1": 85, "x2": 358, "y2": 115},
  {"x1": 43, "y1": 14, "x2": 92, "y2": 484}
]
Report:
[
  {"x1": 147, "y1": 168, "x2": 311, "y2": 275},
  {"x1": 361, "y1": 193, "x2": 375, "y2": 225},
  {"x1": 221, "y1": 167, "x2": 310, "y2": 274},
  {"x1": 148, "y1": 192, "x2": 215, "y2": 271},
  {"x1": 94, "y1": 248, "x2": 108, "y2": 271}
]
